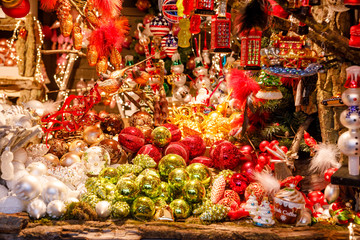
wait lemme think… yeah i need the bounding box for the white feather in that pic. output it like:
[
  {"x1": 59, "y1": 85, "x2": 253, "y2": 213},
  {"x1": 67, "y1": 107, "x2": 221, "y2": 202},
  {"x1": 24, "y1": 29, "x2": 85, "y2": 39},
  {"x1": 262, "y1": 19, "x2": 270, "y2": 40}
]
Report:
[
  {"x1": 310, "y1": 143, "x2": 341, "y2": 175},
  {"x1": 41, "y1": 101, "x2": 59, "y2": 116},
  {"x1": 253, "y1": 172, "x2": 280, "y2": 196}
]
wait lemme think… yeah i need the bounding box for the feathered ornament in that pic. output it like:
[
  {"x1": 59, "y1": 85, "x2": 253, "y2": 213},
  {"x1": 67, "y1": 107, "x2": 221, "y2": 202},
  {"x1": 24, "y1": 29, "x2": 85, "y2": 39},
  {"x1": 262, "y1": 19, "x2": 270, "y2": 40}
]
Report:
[
  {"x1": 39, "y1": 0, "x2": 58, "y2": 12},
  {"x1": 235, "y1": 0, "x2": 269, "y2": 35},
  {"x1": 92, "y1": 0, "x2": 123, "y2": 17},
  {"x1": 226, "y1": 69, "x2": 260, "y2": 107},
  {"x1": 253, "y1": 172, "x2": 280, "y2": 197},
  {"x1": 309, "y1": 143, "x2": 341, "y2": 175}
]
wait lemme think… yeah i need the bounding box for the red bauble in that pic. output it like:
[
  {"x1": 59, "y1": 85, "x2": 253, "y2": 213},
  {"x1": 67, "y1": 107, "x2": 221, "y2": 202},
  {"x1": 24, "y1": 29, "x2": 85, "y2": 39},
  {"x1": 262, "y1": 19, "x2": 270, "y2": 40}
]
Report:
[
  {"x1": 308, "y1": 191, "x2": 326, "y2": 206},
  {"x1": 162, "y1": 123, "x2": 182, "y2": 142},
  {"x1": 122, "y1": 35, "x2": 133, "y2": 49},
  {"x1": 240, "y1": 161, "x2": 255, "y2": 181},
  {"x1": 118, "y1": 127, "x2": 145, "y2": 153},
  {"x1": 259, "y1": 140, "x2": 270, "y2": 152},
  {"x1": 181, "y1": 135, "x2": 206, "y2": 159},
  {"x1": 212, "y1": 141, "x2": 241, "y2": 170},
  {"x1": 229, "y1": 173, "x2": 249, "y2": 195},
  {"x1": 134, "y1": 42, "x2": 145, "y2": 55},
  {"x1": 143, "y1": 14, "x2": 155, "y2": 25},
  {"x1": 280, "y1": 145, "x2": 288, "y2": 153},
  {"x1": 209, "y1": 140, "x2": 226, "y2": 159},
  {"x1": 190, "y1": 156, "x2": 213, "y2": 168},
  {"x1": 2, "y1": 0, "x2": 30, "y2": 18},
  {"x1": 257, "y1": 153, "x2": 270, "y2": 166},
  {"x1": 239, "y1": 145, "x2": 254, "y2": 162},
  {"x1": 164, "y1": 141, "x2": 190, "y2": 164},
  {"x1": 269, "y1": 140, "x2": 279, "y2": 150},
  {"x1": 137, "y1": 144, "x2": 162, "y2": 163},
  {"x1": 186, "y1": 56, "x2": 196, "y2": 70},
  {"x1": 171, "y1": 23, "x2": 181, "y2": 36},
  {"x1": 254, "y1": 164, "x2": 263, "y2": 172},
  {"x1": 324, "y1": 168, "x2": 338, "y2": 182}
]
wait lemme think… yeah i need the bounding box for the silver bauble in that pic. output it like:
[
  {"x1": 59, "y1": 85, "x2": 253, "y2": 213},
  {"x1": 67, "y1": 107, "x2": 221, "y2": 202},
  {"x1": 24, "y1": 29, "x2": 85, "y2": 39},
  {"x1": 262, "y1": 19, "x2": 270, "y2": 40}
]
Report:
[
  {"x1": 95, "y1": 200, "x2": 111, "y2": 218},
  {"x1": 340, "y1": 109, "x2": 360, "y2": 129},
  {"x1": 42, "y1": 180, "x2": 68, "y2": 204},
  {"x1": 338, "y1": 130, "x2": 360, "y2": 156},
  {"x1": 324, "y1": 184, "x2": 340, "y2": 204},
  {"x1": 342, "y1": 88, "x2": 360, "y2": 106},
  {"x1": 13, "y1": 175, "x2": 41, "y2": 201},
  {"x1": 47, "y1": 200, "x2": 66, "y2": 219},
  {"x1": 0, "y1": 196, "x2": 25, "y2": 213},
  {"x1": 27, "y1": 198, "x2": 47, "y2": 219},
  {"x1": 6, "y1": 170, "x2": 29, "y2": 190},
  {"x1": 26, "y1": 162, "x2": 47, "y2": 176}
]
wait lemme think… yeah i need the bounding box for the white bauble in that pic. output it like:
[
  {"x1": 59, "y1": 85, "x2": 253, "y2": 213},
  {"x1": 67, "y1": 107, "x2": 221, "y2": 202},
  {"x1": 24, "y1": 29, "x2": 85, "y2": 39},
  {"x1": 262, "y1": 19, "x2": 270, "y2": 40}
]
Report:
[
  {"x1": 0, "y1": 196, "x2": 25, "y2": 213},
  {"x1": 13, "y1": 175, "x2": 41, "y2": 201},
  {"x1": 47, "y1": 200, "x2": 66, "y2": 219},
  {"x1": 27, "y1": 198, "x2": 47, "y2": 219},
  {"x1": 26, "y1": 162, "x2": 47, "y2": 176},
  {"x1": 96, "y1": 201, "x2": 111, "y2": 218},
  {"x1": 0, "y1": 185, "x2": 9, "y2": 199},
  {"x1": 13, "y1": 148, "x2": 28, "y2": 164},
  {"x1": 6, "y1": 170, "x2": 29, "y2": 190},
  {"x1": 324, "y1": 184, "x2": 340, "y2": 204},
  {"x1": 342, "y1": 88, "x2": 360, "y2": 106},
  {"x1": 340, "y1": 109, "x2": 360, "y2": 129},
  {"x1": 42, "y1": 180, "x2": 68, "y2": 204},
  {"x1": 338, "y1": 130, "x2": 360, "y2": 156}
]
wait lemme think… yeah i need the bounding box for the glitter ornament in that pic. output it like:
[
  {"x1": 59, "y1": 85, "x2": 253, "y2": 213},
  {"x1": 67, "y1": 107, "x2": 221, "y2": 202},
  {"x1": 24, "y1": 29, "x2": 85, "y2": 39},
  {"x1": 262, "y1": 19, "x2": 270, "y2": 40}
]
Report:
[
  {"x1": 223, "y1": 190, "x2": 241, "y2": 205},
  {"x1": 13, "y1": 175, "x2": 41, "y2": 201},
  {"x1": 82, "y1": 146, "x2": 111, "y2": 175},
  {"x1": 44, "y1": 153, "x2": 60, "y2": 167},
  {"x1": 47, "y1": 163, "x2": 87, "y2": 190},
  {"x1": 253, "y1": 197, "x2": 275, "y2": 227},
  {"x1": 133, "y1": 154, "x2": 157, "y2": 169},
  {"x1": 186, "y1": 163, "x2": 211, "y2": 187},
  {"x1": 0, "y1": 196, "x2": 24, "y2": 213},
  {"x1": 164, "y1": 142, "x2": 190, "y2": 164},
  {"x1": 169, "y1": 199, "x2": 191, "y2": 219},
  {"x1": 2, "y1": 0, "x2": 30, "y2": 18},
  {"x1": 100, "y1": 114, "x2": 124, "y2": 136},
  {"x1": 112, "y1": 201, "x2": 131, "y2": 218},
  {"x1": 218, "y1": 197, "x2": 238, "y2": 209},
  {"x1": 149, "y1": 13, "x2": 170, "y2": 37},
  {"x1": 81, "y1": 193, "x2": 101, "y2": 208},
  {"x1": 68, "y1": 140, "x2": 88, "y2": 156},
  {"x1": 245, "y1": 182, "x2": 265, "y2": 203},
  {"x1": 210, "y1": 175, "x2": 226, "y2": 204},
  {"x1": 212, "y1": 141, "x2": 241, "y2": 170},
  {"x1": 151, "y1": 126, "x2": 172, "y2": 148},
  {"x1": 96, "y1": 200, "x2": 112, "y2": 218},
  {"x1": 129, "y1": 111, "x2": 153, "y2": 128},
  {"x1": 135, "y1": 168, "x2": 161, "y2": 186},
  {"x1": 168, "y1": 168, "x2": 189, "y2": 192},
  {"x1": 83, "y1": 126, "x2": 104, "y2": 145},
  {"x1": 97, "y1": 139, "x2": 124, "y2": 164},
  {"x1": 116, "y1": 178, "x2": 139, "y2": 202},
  {"x1": 42, "y1": 180, "x2": 68, "y2": 204},
  {"x1": 131, "y1": 196, "x2": 155, "y2": 220},
  {"x1": 190, "y1": 156, "x2": 213, "y2": 168},
  {"x1": 99, "y1": 167, "x2": 120, "y2": 184},
  {"x1": 137, "y1": 144, "x2": 162, "y2": 163},
  {"x1": 199, "y1": 204, "x2": 229, "y2": 222},
  {"x1": 229, "y1": 173, "x2": 249, "y2": 195},
  {"x1": 139, "y1": 174, "x2": 161, "y2": 198},
  {"x1": 60, "y1": 152, "x2": 81, "y2": 167},
  {"x1": 26, "y1": 162, "x2": 47, "y2": 176},
  {"x1": 48, "y1": 139, "x2": 68, "y2": 158},
  {"x1": 27, "y1": 198, "x2": 46, "y2": 219},
  {"x1": 118, "y1": 127, "x2": 145, "y2": 153},
  {"x1": 158, "y1": 154, "x2": 187, "y2": 181},
  {"x1": 117, "y1": 164, "x2": 143, "y2": 176},
  {"x1": 181, "y1": 135, "x2": 206, "y2": 159},
  {"x1": 47, "y1": 200, "x2": 66, "y2": 219},
  {"x1": 183, "y1": 180, "x2": 206, "y2": 203},
  {"x1": 162, "y1": 123, "x2": 181, "y2": 142}
]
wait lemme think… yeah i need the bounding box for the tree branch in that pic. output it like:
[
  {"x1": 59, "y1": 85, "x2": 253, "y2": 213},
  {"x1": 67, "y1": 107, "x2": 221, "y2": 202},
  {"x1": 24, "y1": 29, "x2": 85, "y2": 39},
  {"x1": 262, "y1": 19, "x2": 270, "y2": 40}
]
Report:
[{"x1": 41, "y1": 49, "x2": 86, "y2": 57}]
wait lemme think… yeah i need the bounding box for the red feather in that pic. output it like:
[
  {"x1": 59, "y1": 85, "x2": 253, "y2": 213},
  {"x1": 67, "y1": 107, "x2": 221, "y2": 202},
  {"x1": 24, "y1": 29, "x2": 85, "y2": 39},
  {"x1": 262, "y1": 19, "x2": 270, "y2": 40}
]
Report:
[
  {"x1": 93, "y1": 0, "x2": 123, "y2": 17},
  {"x1": 89, "y1": 19, "x2": 128, "y2": 56},
  {"x1": 39, "y1": 0, "x2": 58, "y2": 12},
  {"x1": 227, "y1": 69, "x2": 260, "y2": 105},
  {"x1": 183, "y1": 0, "x2": 195, "y2": 16}
]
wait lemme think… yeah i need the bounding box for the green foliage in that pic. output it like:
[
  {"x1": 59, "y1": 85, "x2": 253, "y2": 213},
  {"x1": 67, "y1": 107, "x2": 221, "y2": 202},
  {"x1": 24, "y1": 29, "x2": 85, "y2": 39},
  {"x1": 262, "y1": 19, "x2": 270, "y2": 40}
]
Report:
[
  {"x1": 64, "y1": 202, "x2": 98, "y2": 221},
  {"x1": 261, "y1": 124, "x2": 290, "y2": 140}
]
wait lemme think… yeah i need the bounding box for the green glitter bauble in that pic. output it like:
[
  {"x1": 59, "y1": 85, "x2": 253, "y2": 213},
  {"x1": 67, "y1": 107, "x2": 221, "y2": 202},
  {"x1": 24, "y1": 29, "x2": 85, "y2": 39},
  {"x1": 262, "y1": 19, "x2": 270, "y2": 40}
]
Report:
[
  {"x1": 158, "y1": 181, "x2": 172, "y2": 203},
  {"x1": 131, "y1": 196, "x2": 155, "y2": 221},
  {"x1": 135, "y1": 168, "x2": 160, "y2": 186},
  {"x1": 139, "y1": 174, "x2": 161, "y2": 198},
  {"x1": 168, "y1": 168, "x2": 189, "y2": 192},
  {"x1": 133, "y1": 154, "x2": 157, "y2": 169},
  {"x1": 158, "y1": 154, "x2": 186, "y2": 181},
  {"x1": 151, "y1": 126, "x2": 172, "y2": 147},
  {"x1": 183, "y1": 180, "x2": 206, "y2": 203},
  {"x1": 117, "y1": 164, "x2": 143, "y2": 176},
  {"x1": 111, "y1": 201, "x2": 130, "y2": 218},
  {"x1": 116, "y1": 178, "x2": 139, "y2": 202},
  {"x1": 81, "y1": 193, "x2": 101, "y2": 208},
  {"x1": 169, "y1": 199, "x2": 191, "y2": 219},
  {"x1": 99, "y1": 167, "x2": 120, "y2": 184}
]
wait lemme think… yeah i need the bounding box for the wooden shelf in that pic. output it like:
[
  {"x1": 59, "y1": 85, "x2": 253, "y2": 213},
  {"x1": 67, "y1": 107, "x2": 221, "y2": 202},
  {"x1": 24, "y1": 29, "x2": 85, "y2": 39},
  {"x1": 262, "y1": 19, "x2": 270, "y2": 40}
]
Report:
[{"x1": 331, "y1": 165, "x2": 360, "y2": 188}]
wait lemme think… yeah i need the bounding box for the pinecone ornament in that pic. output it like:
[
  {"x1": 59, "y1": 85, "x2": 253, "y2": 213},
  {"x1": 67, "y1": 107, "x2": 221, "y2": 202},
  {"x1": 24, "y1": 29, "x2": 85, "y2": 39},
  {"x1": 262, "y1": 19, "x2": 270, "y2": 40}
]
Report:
[
  {"x1": 85, "y1": 177, "x2": 101, "y2": 193},
  {"x1": 117, "y1": 164, "x2": 143, "y2": 176},
  {"x1": 210, "y1": 175, "x2": 226, "y2": 204},
  {"x1": 133, "y1": 154, "x2": 157, "y2": 169},
  {"x1": 110, "y1": 48, "x2": 122, "y2": 70},
  {"x1": 96, "y1": 56, "x2": 109, "y2": 76},
  {"x1": 60, "y1": 14, "x2": 73, "y2": 37},
  {"x1": 87, "y1": 45, "x2": 99, "y2": 66},
  {"x1": 111, "y1": 201, "x2": 130, "y2": 218},
  {"x1": 73, "y1": 23, "x2": 83, "y2": 50},
  {"x1": 224, "y1": 190, "x2": 241, "y2": 205},
  {"x1": 85, "y1": 0, "x2": 100, "y2": 27},
  {"x1": 56, "y1": 0, "x2": 71, "y2": 22},
  {"x1": 199, "y1": 204, "x2": 230, "y2": 222},
  {"x1": 193, "y1": 199, "x2": 213, "y2": 215}
]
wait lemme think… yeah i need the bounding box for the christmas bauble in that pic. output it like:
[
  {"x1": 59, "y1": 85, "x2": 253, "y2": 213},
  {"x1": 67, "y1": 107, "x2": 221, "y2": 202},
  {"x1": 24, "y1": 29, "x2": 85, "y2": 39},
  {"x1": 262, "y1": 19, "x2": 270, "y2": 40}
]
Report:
[
  {"x1": 112, "y1": 201, "x2": 130, "y2": 218},
  {"x1": 342, "y1": 88, "x2": 360, "y2": 106},
  {"x1": 42, "y1": 180, "x2": 68, "y2": 204},
  {"x1": 186, "y1": 163, "x2": 211, "y2": 187},
  {"x1": 138, "y1": 125, "x2": 153, "y2": 144},
  {"x1": 168, "y1": 168, "x2": 189, "y2": 192},
  {"x1": 68, "y1": 140, "x2": 88, "y2": 156},
  {"x1": 137, "y1": 144, "x2": 162, "y2": 163},
  {"x1": 307, "y1": 191, "x2": 326, "y2": 205},
  {"x1": 129, "y1": 111, "x2": 153, "y2": 128},
  {"x1": 183, "y1": 180, "x2": 205, "y2": 203},
  {"x1": 99, "y1": 167, "x2": 120, "y2": 184},
  {"x1": 139, "y1": 174, "x2": 161, "y2": 198},
  {"x1": 209, "y1": 140, "x2": 226, "y2": 159},
  {"x1": 212, "y1": 141, "x2": 241, "y2": 170},
  {"x1": 134, "y1": 42, "x2": 145, "y2": 55},
  {"x1": 190, "y1": 156, "x2": 213, "y2": 168},
  {"x1": 47, "y1": 200, "x2": 66, "y2": 219},
  {"x1": 135, "y1": 168, "x2": 160, "y2": 186},
  {"x1": 169, "y1": 199, "x2": 190, "y2": 219},
  {"x1": 181, "y1": 135, "x2": 206, "y2": 159},
  {"x1": 338, "y1": 130, "x2": 360, "y2": 156},
  {"x1": 2, "y1": 0, "x2": 30, "y2": 18},
  {"x1": 151, "y1": 126, "x2": 172, "y2": 147},
  {"x1": 245, "y1": 182, "x2": 265, "y2": 203},
  {"x1": 100, "y1": 114, "x2": 124, "y2": 136},
  {"x1": 83, "y1": 126, "x2": 104, "y2": 145},
  {"x1": 26, "y1": 162, "x2": 47, "y2": 176},
  {"x1": 324, "y1": 183, "x2": 340, "y2": 204},
  {"x1": 82, "y1": 146, "x2": 111, "y2": 175},
  {"x1": 13, "y1": 175, "x2": 41, "y2": 201},
  {"x1": 48, "y1": 139, "x2": 68, "y2": 158},
  {"x1": 186, "y1": 56, "x2": 196, "y2": 70},
  {"x1": 164, "y1": 142, "x2": 189, "y2": 164},
  {"x1": 97, "y1": 139, "x2": 123, "y2": 164},
  {"x1": 0, "y1": 196, "x2": 24, "y2": 213},
  {"x1": 161, "y1": 123, "x2": 181, "y2": 142},
  {"x1": 122, "y1": 35, "x2": 133, "y2": 49},
  {"x1": 229, "y1": 173, "x2": 249, "y2": 195},
  {"x1": 274, "y1": 187, "x2": 305, "y2": 224},
  {"x1": 240, "y1": 162, "x2": 255, "y2": 181},
  {"x1": 60, "y1": 152, "x2": 81, "y2": 167},
  {"x1": 158, "y1": 154, "x2": 187, "y2": 181},
  {"x1": 96, "y1": 200, "x2": 111, "y2": 218},
  {"x1": 116, "y1": 178, "x2": 139, "y2": 202},
  {"x1": 135, "y1": 0, "x2": 151, "y2": 11},
  {"x1": 27, "y1": 198, "x2": 46, "y2": 219},
  {"x1": 118, "y1": 127, "x2": 145, "y2": 153},
  {"x1": 158, "y1": 181, "x2": 172, "y2": 202},
  {"x1": 340, "y1": 108, "x2": 360, "y2": 129},
  {"x1": 149, "y1": 13, "x2": 170, "y2": 37},
  {"x1": 1, "y1": 0, "x2": 23, "y2": 8},
  {"x1": 131, "y1": 196, "x2": 155, "y2": 220}
]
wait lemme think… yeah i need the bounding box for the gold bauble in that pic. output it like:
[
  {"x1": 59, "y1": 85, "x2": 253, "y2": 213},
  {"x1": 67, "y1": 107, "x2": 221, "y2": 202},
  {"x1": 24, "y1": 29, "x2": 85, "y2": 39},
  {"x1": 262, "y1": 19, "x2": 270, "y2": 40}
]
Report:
[
  {"x1": 83, "y1": 126, "x2": 104, "y2": 145},
  {"x1": 44, "y1": 153, "x2": 60, "y2": 167},
  {"x1": 1, "y1": 0, "x2": 22, "y2": 8},
  {"x1": 68, "y1": 140, "x2": 88, "y2": 156},
  {"x1": 60, "y1": 152, "x2": 81, "y2": 167}
]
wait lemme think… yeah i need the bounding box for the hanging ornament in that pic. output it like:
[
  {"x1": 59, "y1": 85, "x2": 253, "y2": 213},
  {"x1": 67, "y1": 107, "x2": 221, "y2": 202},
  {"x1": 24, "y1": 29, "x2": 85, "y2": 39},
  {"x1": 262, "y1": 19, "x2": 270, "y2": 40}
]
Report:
[
  {"x1": 178, "y1": 17, "x2": 191, "y2": 48},
  {"x1": 161, "y1": 31, "x2": 178, "y2": 58},
  {"x1": 194, "y1": 0, "x2": 215, "y2": 15},
  {"x1": 190, "y1": 15, "x2": 201, "y2": 34},
  {"x1": 239, "y1": 29, "x2": 262, "y2": 70},
  {"x1": 211, "y1": 13, "x2": 232, "y2": 53},
  {"x1": 350, "y1": 24, "x2": 360, "y2": 49},
  {"x1": 344, "y1": 0, "x2": 360, "y2": 6},
  {"x1": 1, "y1": 0, "x2": 23, "y2": 8},
  {"x1": 136, "y1": 0, "x2": 151, "y2": 11},
  {"x1": 255, "y1": 70, "x2": 283, "y2": 100},
  {"x1": 149, "y1": 13, "x2": 171, "y2": 37},
  {"x1": 162, "y1": 0, "x2": 180, "y2": 23},
  {"x1": 1, "y1": 0, "x2": 30, "y2": 18}
]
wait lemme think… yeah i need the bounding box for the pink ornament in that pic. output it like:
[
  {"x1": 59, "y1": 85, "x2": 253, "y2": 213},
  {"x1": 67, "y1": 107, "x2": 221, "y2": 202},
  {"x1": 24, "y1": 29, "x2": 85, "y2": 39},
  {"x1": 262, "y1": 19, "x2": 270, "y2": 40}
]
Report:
[
  {"x1": 118, "y1": 127, "x2": 145, "y2": 153},
  {"x1": 164, "y1": 142, "x2": 189, "y2": 164},
  {"x1": 212, "y1": 141, "x2": 241, "y2": 170},
  {"x1": 181, "y1": 135, "x2": 206, "y2": 159},
  {"x1": 161, "y1": 123, "x2": 181, "y2": 142},
  {"x1": 211, "y1": 175, "x2": 226, "y2": 204},
  {"x1": 245, "y1": 182, "x2": 265, "y2": 203},
  {"x1": 218, "y1": 197, "x2": 238, "y2": 209},
  {"x1": 224, "y1": 190, "x2": 241, "y2": 205},
  {"x1": 137, "y1": 144, "x2": 162, "y2": 163},
  {"x1": 190, "y1": 156, "x2": 213, "y2": 168}
]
